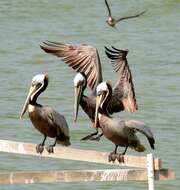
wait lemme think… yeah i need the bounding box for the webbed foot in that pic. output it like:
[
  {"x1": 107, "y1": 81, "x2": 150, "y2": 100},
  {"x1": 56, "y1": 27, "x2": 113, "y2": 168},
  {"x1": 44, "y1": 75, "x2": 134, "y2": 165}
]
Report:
[
  {"x1": 88, "y1": 133, "x2": 103, "y2": 141},
  {"x1": 46, "y1": 145, "x2": 54, "y2": 154},
  {"x1": 80, "y1": 131, "x2": 99, "y2": 141},
  {"x1": 81, "y1": 134, "x2": 93, "y2": 141},
  {"x1": 116, "y1": 154, "x2": 125, "y2": 163},
  {"x1": 89, "y1": 136, "x2": 101, "y2": 141},
  {"x1": 108, "y1": 152, "x2": 117, "y2": 163},
  {"x1": 36, "y1": 144, "x2": 44, "y2": 154}
]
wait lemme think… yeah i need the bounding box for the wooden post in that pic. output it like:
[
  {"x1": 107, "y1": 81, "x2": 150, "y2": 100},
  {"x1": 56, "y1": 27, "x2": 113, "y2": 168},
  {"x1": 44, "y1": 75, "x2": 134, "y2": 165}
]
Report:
[{"x1": 147, "y1": 154, "x2": 155, "y2": 190}]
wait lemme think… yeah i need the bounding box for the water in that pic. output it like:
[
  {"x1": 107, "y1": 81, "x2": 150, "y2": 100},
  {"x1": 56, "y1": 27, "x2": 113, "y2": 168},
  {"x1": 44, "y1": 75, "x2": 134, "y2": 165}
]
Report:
[{"x1": 0, "y1": 0, "x2": 179, "y2": 189}]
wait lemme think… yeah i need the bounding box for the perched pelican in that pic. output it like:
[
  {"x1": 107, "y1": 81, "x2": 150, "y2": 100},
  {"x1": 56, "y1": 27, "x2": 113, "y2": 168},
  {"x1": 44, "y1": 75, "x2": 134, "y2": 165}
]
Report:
[
  {"x1": 105, "y1": 0, "x2": 146, "y2": 28},
  {"x1": 40, "y1": 42, "x2": 137, "y2": 140},
  {"x1": 20, "y1": 74, "x2": 70, "y2": 154},
  {"x1": 95, "y1": 81, "x2": 155, "y2": 162}
]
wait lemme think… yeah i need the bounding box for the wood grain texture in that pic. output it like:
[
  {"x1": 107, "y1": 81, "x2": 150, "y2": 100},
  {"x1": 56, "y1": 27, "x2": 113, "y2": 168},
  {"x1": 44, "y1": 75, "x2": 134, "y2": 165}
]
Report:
[
  {"x1": 0, "y1": 139, "x2": 162, "y2": 169},
  {"x1": 0, "y1": 169, "x2": 175, "y2": 184}
]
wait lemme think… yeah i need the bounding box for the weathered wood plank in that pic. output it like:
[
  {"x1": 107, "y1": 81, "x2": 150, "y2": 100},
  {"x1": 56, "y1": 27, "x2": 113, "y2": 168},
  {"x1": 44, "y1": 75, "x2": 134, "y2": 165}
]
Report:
[
  {"x1": 0, "y1": 139, "x2": 161, "y2": 169},
  {"x1": 0, "y1": 169, "x2": 174, "y2": 185}
]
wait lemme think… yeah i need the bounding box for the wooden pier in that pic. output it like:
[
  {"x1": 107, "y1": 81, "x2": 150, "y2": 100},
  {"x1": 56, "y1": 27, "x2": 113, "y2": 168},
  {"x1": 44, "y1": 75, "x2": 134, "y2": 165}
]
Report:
[{"x1": 0, "y1": 139, "x2": 175, "y2": 189}]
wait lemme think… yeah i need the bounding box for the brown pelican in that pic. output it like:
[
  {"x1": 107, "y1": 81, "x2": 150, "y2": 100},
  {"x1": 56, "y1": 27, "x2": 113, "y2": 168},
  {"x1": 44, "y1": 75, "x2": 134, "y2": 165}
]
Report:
[
  {"x1": 40, "y1": 42, "x2": 137, "y2": 140},
  {"x1": 20, "y1": 74, "x2": 70, "y2": 154},
  {"x1": 95, "y1": 81, "x2": 155, "y2": 162},
  {"x1": 105, "y1": 0, "x2": 146, "y2": 28}
]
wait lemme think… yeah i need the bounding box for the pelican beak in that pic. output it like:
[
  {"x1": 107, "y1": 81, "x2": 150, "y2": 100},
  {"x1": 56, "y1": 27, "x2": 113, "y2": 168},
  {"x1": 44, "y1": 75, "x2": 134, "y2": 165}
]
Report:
[
  {"x1": 94, "y1": 94, "x2": 104, "y2": 128},
  {"x1": 74, "y1": 85, "x2": 83, "y2": 122},
  {"x1": 20, "y1": 85, "x2": 38, "y2": 119}
]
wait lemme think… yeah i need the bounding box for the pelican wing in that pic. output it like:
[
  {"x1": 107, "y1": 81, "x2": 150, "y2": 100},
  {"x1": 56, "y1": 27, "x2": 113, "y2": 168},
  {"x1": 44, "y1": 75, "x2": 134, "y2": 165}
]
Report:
[
  {"x1": 105, "y1": 0, "x2": 112, "y2": 17},
  {"x1": 125, "y1": 120, "x2": 155, "y2": 149},
  {"x1": 105, "y1": 46, "x2": 138, "y2": 113},
  {"x1": 44, "y1": 106, "x2": 69, "y2": 137},
  {"x1": 40, "y1": 41, "x2": 102, "y2": 93},
  {"x1": 116, "y1": 10, "x2": 146, "y2": 23}
]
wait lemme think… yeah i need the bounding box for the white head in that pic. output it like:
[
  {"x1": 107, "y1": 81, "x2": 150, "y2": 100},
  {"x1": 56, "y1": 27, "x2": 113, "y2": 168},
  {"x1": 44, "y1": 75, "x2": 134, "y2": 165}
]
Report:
[
  {"x1": 32, "y1": 74, "x2": 46, "y2": 84},
  {"x1": 95, "y1": 81, "x2": 110, "y2": 128},
  {"x1": 73, "y1": 73, "x2": 86, "y2": 122},
  {"x1": 20, "y1": 74, "x2": 49, "y2": 119},
  {"x1": 96, "y1": 82, "x2": 109, "y2": 94},
  {"x1": 73, "y1": 73, "x2": 86, "y2": 87}
]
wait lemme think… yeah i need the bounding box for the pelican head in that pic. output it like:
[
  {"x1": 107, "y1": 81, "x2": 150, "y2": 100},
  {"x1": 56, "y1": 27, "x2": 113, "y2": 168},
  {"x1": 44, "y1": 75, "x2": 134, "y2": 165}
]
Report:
[
  {"x1": 106, "y1": 17, "x2": 116, "y2": 27},
  {"x1": 20, "y1": 74, "x2": 49, "y2": 119},
  {"x1": 73, "y1": 72, "x2": 87, "y2": 122},
  {"x1": 107, "y1": 17, "x2": 113, "y2": 22},
  {"x1": 95, "y1": 81, "x2": 112, "y2": 128}
]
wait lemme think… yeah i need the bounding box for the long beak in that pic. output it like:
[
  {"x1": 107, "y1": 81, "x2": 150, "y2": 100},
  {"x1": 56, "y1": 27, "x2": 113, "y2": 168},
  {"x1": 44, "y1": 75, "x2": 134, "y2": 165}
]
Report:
[
  {"x1": 20, "y1": 85, "x2": 36, "y2": 119},
  {"x1": 74, "y1": 85, "x2": 83, "y2": 122},
  {"x1": 94, "y1": 94, "x2": 104, "y2": 128}
]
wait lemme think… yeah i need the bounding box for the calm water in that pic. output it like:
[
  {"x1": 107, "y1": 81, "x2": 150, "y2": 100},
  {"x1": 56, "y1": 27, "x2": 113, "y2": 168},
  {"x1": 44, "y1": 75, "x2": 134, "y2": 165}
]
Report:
[{"x1": 0, "y1": 0, "x2": 179, "y2": 189}]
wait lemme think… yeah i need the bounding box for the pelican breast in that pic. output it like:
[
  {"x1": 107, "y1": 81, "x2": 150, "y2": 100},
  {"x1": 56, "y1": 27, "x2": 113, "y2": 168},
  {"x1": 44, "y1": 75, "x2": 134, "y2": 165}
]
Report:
[
  {"x1": 99, "y1": 115, "x2": 129, "y2": 146},
  {"x1": 28, "y1": 105, "x2": 69, "y2": 139}
]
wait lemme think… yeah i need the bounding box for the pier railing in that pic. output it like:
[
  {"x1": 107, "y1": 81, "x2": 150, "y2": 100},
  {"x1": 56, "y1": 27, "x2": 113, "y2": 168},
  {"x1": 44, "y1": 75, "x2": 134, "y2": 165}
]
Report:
[{"x1": 0, "y1": 139, "x2": 175, "y2": 189}]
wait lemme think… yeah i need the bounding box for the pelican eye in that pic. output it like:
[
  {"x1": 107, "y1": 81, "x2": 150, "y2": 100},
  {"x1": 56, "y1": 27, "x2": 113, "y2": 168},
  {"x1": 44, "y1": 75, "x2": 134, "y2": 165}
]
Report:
[
  {"x1": 77, "y1": 79, "x2": 85, "y2": 87},
  {"x1": 32, "y1": 81, "x2": 42, "y2": 88},
  {"x1": 36, "y1": 82, "x2": 42, "y2": 88},
  {"x1": 98, "y1": 90, "x2": 108, "y2": 96},
  {"x1": 32, "y1": 82, "x2": 36, "y2": 87},
  {"x1": 82, "y1": 79, "x2": 86, "y2": 86}
]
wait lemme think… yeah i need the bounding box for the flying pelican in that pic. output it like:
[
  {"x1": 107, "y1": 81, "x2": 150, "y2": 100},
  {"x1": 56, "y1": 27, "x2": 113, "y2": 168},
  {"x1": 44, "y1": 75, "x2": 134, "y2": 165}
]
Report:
[
  {"x1": 105, "y1": 0, "x2": 146, "y2": 28},
  {"x1": 20, "y1": 74, "x2": 70, "y2": 154},
  {"x1": 40, "y1": 42, "x2": 137, "y2": 140},
  {"x1": 95, "y1": 81, "x2": 155, "y2": 162}
]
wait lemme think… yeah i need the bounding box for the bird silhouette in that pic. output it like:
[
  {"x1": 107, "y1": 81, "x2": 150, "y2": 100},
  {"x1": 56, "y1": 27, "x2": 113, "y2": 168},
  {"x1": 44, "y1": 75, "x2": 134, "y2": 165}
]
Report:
[{"x1": 105, "y1": 0, "x2": 146, "y2": 28}]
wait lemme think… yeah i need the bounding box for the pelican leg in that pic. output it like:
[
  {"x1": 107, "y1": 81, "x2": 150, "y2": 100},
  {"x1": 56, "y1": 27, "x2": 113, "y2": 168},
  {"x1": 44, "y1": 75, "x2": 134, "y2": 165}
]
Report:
[
  {"x1": 116, "y1": 146, "x2": 128, "y2": 163},
  {"x1": 36, "y1": 135, "x2": 47, "y2": 154},
  {"x1": 89, "y1": 132, "x2": 103, "y2": 141},
  {"x1": 108, "y1": 145, "x2": 118, "y2": 163},
  {"x1": 80, "y1": 129, "x2": 99, "y2": 141},
  {"x1": 46, "y1": 138, "x2": 57, "y2": 154}
]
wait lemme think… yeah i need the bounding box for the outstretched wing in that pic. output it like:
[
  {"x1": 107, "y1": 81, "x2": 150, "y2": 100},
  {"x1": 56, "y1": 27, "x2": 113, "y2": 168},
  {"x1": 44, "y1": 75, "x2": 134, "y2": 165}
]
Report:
[
  {"x1": 105, "y1": 0, "x2": 112, "y2": 17},
  {"x1": 40, "y1": 41, "x2": 103, "y2": 94},
  {"x1": 105, "y1": 46, "x2": 138, "y2": 113},
  {"x1": 125, "y1": 120, "x2": 155, "y2": 149},
  {"x1": 116, "y1": 10, "x2": 146, "y2": 23}
]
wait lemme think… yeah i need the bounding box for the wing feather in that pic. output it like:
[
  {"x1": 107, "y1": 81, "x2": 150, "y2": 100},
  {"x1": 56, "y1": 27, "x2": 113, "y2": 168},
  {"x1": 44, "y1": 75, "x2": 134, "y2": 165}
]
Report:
[
  {"x1": 43, "y1": 106, "x2": 69, "y2": 137},
  {"x1": 125, "y1": 120, "x2": 155, "y2": 149},
  {"x1": 116, "y1": 10, "x2": 147, "y2": 23},
  {"x1": 105, "y1": 46, "x2": 138, "y2": 113},
  {"x1": 40, "y1": 41, "x2": 103, "y2": 93},
  {"x1": 105, "y1": 0, "x2": 112, "y2": 17}
]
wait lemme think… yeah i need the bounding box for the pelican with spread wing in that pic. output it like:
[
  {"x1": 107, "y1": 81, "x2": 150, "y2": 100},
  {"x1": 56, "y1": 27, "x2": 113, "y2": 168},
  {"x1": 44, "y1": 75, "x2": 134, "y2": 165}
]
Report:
[{"x1": 40, "y1": 42, "x2": 137, "y2": 140}]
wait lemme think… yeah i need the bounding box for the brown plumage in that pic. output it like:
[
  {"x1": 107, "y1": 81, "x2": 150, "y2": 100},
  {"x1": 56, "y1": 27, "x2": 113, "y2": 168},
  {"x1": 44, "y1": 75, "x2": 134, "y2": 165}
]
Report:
[
  {"x1": 95, "y1": 81, "x2": 155, "y2": 162},
  {"x1": 40, "y1": 42, "x2": 137, "y2": 140},
  {"x1": 40, "y1": 41, "x2": 102, "y2": 95},
  {"x1": 20, "y1": 74, "x2": 70, "y2": 154},
  {"x1": 105, "y1": 0, "x2": 146, "y2": 28}
]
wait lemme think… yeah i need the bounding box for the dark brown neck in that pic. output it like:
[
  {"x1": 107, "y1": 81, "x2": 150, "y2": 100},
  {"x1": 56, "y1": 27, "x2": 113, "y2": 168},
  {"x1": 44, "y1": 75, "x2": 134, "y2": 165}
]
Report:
[
  {"x1": 100, "y1": 82, "x2": 113, "y2": 116},
  {"x1": 30, "y1": 79, "x2": 48, "y2": 106}
]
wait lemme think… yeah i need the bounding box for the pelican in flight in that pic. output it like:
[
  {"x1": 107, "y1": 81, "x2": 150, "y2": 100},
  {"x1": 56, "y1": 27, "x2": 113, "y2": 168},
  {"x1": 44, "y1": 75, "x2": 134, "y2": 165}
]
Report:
[
  {"x1": 95, "y1": 81, "x2": 155, "y2": 162},
  {"x1": 105, "y1": 0, "x2": 146, "y2": 28},
  {"x1": 20, "y1": 74, "x2": 70, "y2": 154},
  {"x1": 40, "y1": 42, "x2": 137, "y2": 140}
]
